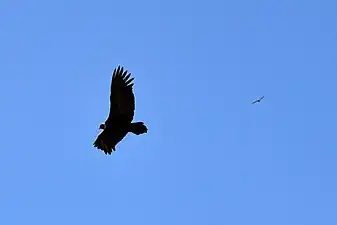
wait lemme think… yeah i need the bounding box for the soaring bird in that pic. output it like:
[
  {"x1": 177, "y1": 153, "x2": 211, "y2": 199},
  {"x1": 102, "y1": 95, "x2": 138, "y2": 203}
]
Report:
[
  {"x1": 93, "y1": 66, "x2": 148, "y2": 155},
  {"x1": 252, "y1": 96, "x2": 264, "y2": 104}
]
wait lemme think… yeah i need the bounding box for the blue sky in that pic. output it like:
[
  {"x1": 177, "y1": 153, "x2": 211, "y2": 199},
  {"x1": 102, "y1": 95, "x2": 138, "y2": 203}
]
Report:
[{"x1": 1, "y1": 0, "x2": 336, "y2": 224}]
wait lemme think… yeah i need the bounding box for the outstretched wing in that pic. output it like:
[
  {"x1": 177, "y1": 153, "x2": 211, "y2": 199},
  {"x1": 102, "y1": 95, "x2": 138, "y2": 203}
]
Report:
[
  {"x1": 252, "y1": 96, "x2": 264, "y2": 104},
  {"x1": 93, "y1": 129, "x2": 126, "y2": 155},
  {"x1": 93, "y1": 131, "x2": 114, "y2": 155},
  {"x1": 106, "y1": 66, "x2": 135, "y2": 123}
]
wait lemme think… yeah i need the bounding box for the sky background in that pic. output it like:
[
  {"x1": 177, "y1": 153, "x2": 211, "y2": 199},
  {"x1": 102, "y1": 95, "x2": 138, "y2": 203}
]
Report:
[{"x1": 0, "y1": 0, "x2": 337, "y2": 224}]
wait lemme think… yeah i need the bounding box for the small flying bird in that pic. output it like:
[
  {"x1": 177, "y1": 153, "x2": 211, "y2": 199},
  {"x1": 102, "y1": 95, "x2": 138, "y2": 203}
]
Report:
[
  {"x1": 252, "y1": 96, "x2": 264, "y2": 104},
  {"x1": 93, "y1": 65, "x2": 148, "y2": 155}
]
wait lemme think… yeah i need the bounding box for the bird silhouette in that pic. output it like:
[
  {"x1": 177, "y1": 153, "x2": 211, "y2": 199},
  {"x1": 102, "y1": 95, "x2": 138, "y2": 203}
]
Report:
[
  {"x1": 93, "y1": 66, "x2": 148, "y2": 155},
  {"x1": 252, "y1": 96, "x2": 264, "y2": 104}
]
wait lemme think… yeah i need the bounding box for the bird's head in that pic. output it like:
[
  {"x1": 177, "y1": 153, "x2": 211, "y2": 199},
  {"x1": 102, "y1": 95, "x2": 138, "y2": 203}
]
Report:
[{"x1": 99, "y1": 124, "x2": 106, "y2": 130}]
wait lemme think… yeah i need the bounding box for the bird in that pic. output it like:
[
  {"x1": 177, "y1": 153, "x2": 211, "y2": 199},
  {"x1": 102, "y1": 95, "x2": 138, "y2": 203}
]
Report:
[
  {"x1": 93, "y1": 65, "x2": 148, "y2": 155},
  {"x1": 252, "y1": 96, "x2": 264, "y2": 104}
]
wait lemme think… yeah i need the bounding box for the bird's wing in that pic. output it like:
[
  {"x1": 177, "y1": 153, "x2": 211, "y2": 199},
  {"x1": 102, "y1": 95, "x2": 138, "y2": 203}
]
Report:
[
  {"x1": 93, "y1": 129, "x2": 126, "y2": 155},
  {"x1": 252, "y1": 100, "x2": 258, "y2": 104},
  {"x1": 93, "y1": 130, "x2": 115, "y2": 155},
  {"x1": 259, "y1": 96, "x2": 265, "y2": 100},
  {"x1": 106, "y1": 66, "x2": 135, "y2": 123}
]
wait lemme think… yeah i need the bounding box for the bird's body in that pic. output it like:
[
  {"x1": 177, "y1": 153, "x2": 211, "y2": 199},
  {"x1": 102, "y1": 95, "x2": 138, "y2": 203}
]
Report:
[{"x1": 93, "y1": 66, "x2": 148, "y2": 155}]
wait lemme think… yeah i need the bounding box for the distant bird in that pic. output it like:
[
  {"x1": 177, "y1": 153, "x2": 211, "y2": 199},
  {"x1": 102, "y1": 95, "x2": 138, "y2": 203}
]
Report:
[
  {"x1": 252, "y1": 96, "x2": 264, "y2": 104},
  {"x1": 93, "y1": 66, "x2": 148, "y2": 155}
]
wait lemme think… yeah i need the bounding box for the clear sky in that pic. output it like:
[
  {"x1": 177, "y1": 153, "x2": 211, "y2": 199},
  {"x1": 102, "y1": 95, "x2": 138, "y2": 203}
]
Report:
[{"x1": 1, "y1": 0, "x2": 336, "y2": 224}]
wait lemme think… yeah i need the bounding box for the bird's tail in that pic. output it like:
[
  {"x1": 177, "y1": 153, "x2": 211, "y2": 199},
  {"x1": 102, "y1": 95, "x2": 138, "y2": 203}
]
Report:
[{"x1": 129, "y1": 122, "x2": 148, "y2": 135}]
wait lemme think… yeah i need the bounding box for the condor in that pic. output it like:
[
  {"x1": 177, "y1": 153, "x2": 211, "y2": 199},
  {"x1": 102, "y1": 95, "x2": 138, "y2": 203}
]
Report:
[{"x1": 93, "y1": 66, "x2": 148, "y2": 155}]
